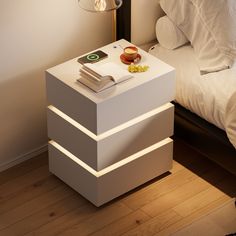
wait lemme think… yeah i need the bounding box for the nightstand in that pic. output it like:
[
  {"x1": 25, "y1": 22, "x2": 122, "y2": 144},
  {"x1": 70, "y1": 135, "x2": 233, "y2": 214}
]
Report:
[{"x1": 46, "y1": 39, "x2": 175, "y2": 206}]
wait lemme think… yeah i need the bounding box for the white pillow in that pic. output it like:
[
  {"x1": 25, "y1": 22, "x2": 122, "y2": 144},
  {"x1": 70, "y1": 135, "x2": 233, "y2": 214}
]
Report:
[
  {"x1": 155, "y1": 16, "x2": 189, "y2": 50},
  {"x1": 160, "y1": 0, "x2": 236, "y2": 73}
]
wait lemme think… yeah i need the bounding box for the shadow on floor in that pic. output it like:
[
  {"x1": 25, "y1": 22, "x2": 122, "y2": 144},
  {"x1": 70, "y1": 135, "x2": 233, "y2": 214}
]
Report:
[{"x1": 173, "y1": 136, "x2": 236, "y2": 198}]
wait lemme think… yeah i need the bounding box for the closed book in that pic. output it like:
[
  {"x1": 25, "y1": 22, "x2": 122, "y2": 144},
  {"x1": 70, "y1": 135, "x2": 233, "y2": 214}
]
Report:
[
  {"x1": 77, "y1": 62, "x2": 133, "y2": 92},
  {"x1": 78, "y1": 76, "x2": 115, "y2": 92}
]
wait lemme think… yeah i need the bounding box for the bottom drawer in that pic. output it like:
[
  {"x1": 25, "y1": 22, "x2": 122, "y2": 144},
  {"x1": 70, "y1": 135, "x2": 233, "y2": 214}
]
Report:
[{"x1": 49, "y1": 138, "x2": 173, "y2": 206}]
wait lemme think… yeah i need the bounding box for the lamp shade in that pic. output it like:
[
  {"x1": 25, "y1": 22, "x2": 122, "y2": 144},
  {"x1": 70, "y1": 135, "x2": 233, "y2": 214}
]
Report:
[{"x1": 78, "y1": 0, "x2": 123, "y2": 12}]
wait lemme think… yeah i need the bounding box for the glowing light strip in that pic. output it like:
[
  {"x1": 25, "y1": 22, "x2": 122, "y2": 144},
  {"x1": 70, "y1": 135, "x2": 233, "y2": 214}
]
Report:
[
  {"x1": 48, "y1": 103, "x2": 173, "y2": 141},
  {"x1": 48, "y1": 106, "x2": 97, "y2": 140},
  {"x1": 49, "y1": 138, "x2": 172, "y2": 177},
  {"x1": 50, "y1": 140, "x2": 98, "y2": 176}
]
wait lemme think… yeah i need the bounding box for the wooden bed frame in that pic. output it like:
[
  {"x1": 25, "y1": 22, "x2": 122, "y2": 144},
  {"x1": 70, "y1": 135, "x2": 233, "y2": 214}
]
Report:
[{"x1": 117, "y1": 0, "x2": 236, "y2": 176}]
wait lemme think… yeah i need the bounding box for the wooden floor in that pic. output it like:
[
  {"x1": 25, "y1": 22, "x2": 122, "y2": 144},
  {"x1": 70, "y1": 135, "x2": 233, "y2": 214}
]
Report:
[{"x1": 0, "y1": 137, "x2": 235, "y2": 236}]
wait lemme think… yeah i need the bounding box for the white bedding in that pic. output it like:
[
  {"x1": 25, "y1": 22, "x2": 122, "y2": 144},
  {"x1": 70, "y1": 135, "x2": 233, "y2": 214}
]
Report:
[{"x1": 149, "y1": 44, "x2": 236, "y2": 149}]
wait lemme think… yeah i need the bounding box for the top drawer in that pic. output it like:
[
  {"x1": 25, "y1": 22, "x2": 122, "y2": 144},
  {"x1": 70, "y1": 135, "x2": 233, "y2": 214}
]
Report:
[{"x1": 46, "y1": 71, "x2": 174, "y2": 135}]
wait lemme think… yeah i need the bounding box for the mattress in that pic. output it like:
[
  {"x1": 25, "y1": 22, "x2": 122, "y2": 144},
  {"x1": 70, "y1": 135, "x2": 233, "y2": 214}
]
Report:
[{"x1": 149, "y1": 44, "x2": 236, "y2": 149}]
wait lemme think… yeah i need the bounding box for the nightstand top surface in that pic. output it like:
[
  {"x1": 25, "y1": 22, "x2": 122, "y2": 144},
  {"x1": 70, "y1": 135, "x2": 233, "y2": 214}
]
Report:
[{"x1": 46, "y1": 39, "x2": 175, "y2": 103}]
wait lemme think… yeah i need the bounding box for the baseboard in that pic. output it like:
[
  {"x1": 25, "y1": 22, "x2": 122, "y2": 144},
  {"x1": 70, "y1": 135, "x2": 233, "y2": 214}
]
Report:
[{"x1": 0, "y1": 144, "x2": 48, "y2": 172}]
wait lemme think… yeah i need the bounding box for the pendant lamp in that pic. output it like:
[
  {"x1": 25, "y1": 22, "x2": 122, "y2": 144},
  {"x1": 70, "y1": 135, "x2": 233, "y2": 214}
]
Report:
[{"x1": 78, "y1": 0, "x2": 123, "y2": 41}]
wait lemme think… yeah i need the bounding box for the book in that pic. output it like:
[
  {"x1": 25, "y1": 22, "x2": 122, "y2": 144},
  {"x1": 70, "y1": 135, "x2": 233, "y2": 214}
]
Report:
[{"x1": 77, "y1": 62, "x2": 133, "y2": 92}]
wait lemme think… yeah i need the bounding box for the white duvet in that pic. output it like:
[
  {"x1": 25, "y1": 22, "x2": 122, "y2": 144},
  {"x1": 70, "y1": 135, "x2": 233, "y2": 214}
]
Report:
[{"x1": 149, "y1": 44, "x2": 236, "y2": 149}]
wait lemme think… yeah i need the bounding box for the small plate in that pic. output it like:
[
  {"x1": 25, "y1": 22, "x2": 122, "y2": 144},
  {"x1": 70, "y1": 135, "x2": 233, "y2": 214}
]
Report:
[{"x1": 120, "y1": 53, "x2": 141, "y2": 65}]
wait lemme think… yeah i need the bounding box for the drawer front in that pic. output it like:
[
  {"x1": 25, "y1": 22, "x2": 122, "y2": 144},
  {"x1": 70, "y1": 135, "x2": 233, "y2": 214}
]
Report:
[
  {"x1": 49, "y1": 138, "x2": 173, "y2": 207},
  {"x1": 47, "y1": 103, "x2": 174, "y2": 171},
  {"x1": 96, "y1": 71, "x2": 175, "y2": 134},
  {"x1": 46, "y1": 70, "x2": 175, "y2": 135}
]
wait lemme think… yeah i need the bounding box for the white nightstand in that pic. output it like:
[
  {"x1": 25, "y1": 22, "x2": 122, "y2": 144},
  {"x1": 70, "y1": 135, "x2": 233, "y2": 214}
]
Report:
[{"x1": 46, "y1": 39, "x2": 175, "y2": 206}]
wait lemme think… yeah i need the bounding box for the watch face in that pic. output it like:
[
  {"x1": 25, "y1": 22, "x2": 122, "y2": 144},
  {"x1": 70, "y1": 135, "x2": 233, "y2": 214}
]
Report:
[{"x1": 77, "y1": 50, "x2": 108, "y2": 64}]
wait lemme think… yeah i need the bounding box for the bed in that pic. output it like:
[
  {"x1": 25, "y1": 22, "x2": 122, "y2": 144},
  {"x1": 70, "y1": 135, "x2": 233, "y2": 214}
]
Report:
[{"x1": 117, "y1": 0, "x2": 236, "y2": 175}]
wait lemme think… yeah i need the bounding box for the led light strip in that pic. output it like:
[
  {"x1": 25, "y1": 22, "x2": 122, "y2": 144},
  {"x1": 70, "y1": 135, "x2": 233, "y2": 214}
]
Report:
[
  {"x1": 49, "y1": 138, "x2": 172, "y2": 177},
  {"x1": 48, "y1": 103, "x2": 173, "y2": 141}
]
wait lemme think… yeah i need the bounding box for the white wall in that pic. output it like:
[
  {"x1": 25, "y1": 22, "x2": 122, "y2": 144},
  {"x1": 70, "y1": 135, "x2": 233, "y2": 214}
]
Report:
[
  {"x1": 0, "y1": 0, "x2": 112, "y2": 171},
  {"x1": 131, "y1": 0, "x2": 163, "y2": 46}
]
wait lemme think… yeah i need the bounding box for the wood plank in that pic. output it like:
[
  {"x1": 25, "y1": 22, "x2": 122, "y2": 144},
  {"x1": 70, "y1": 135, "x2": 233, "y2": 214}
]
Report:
[
  {"x1": 0, "y1": 152, "x2": 47, "y2": 186},
  {"x1": 122, "y1": 210, "x2": 182, "y2": 236},
  {"x1": 141, "y1": 166, "x2": 226, "y2": 217},
  {"x1": 0, "y1": 193, "x2": 86, "y2": 236},
  {"x1": 173, "y1": 185, "x2": 230, "y2": 217},
  {"x1": 90, "y1": 210, "x2": 150, "y2": 236},
  {"x1": 153, "y1": 196, "x2": 231, "y2": 236},
  {"x1": 207, "y1": 200, "x2": 236, "y2": 233},
  {"x1": 171, "y1": 199, "x2": 236, "y2": 236},
  {"x1": 25, "y1": 204, "x2": 98, "y2": 236},
  {"x1": 57, "y1": 203, "x2": 132, "y2": 236},
  {"x1": 0, "y1": 184, "x2": 75, "y2": 231},
  {"x1": 0, "y1": 165, "x2": 50, "y2": 203},
  {"x1": 123, "y1": 196, "x2": 231, "y2": 236},
  {"x1": 0, "y1": 175, "x2": 62, "y2": 214},
  {"x1": 141, "y1": 179, "x2": 209, "y2": 217}
]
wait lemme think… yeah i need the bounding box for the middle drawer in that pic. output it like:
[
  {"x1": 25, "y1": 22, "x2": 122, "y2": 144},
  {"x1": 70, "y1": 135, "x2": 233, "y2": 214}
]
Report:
[{"x1": 47, "y1": 103, "x2": 174, "y2": 171}]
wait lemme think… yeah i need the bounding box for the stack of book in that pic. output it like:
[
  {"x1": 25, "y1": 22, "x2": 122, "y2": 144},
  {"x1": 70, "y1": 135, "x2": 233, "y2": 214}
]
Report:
[{"x1": 78, "y1": 62, "x2": 133, "y2": 92}]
